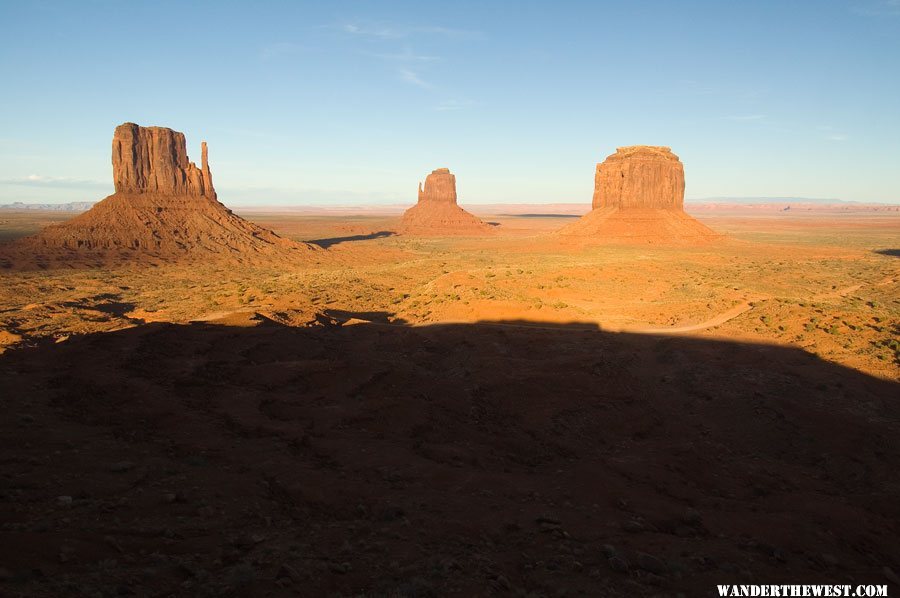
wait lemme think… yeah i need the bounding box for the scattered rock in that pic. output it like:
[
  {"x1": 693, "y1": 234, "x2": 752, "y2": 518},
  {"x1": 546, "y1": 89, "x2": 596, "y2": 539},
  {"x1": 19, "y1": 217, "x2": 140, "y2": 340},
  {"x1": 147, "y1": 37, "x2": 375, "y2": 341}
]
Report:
[
  {"x1": 636, "y1": 552, "x2": 667, "y2": 575},
  {"x1": 623, "y1": 519, "x2": 644, "y2": 533},
  {"x1": 276, "y1": 563, "x2": 304, "y2": 583},
  {"x1": 719, "y1": 562, "x2": 738, "y2": 573},
  {"x1": 226, "y1": 562, "x2": 256, "y2": 588},
  {"x1": 539, "y1": 521, "x2": 562, "y2": 533},
  {"x1": 340, "y1": 317, "x2": 370, "y2": 326},
  {"x1": 32, "y1": 520, "x2": 50, "y2": 532},
  {"x1": 58, "y1": 546, "x2": 73, "y2": 563},
  {"x1": 608, "y1": 556, "x2": 630, "y2": 572},
  {"x1": 682, "y1": 507, "x2": 702, "y2": 525}
]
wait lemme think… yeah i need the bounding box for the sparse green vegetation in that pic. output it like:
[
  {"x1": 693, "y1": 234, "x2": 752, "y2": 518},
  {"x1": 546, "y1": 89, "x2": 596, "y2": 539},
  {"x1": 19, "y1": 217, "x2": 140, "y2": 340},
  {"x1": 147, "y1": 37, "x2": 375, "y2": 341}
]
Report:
[{"x1": 0, "y1": 210, "x2": 896, "y2": 380}]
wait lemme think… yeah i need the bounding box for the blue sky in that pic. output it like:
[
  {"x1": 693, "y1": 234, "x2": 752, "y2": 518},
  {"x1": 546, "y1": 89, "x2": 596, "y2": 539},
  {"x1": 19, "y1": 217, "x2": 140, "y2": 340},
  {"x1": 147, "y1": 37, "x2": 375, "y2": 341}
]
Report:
[{"x1": 1, "y1": 0, "x2": 898, "y2": 205}]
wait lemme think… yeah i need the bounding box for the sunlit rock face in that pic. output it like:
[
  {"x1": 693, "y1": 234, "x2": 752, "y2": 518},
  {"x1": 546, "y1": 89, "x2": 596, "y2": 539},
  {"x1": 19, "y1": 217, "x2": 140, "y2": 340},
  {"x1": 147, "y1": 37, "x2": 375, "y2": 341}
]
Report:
[
  {"x1": 112, "y1": 123, "x2": 215, "y2": 198},
  {"x1": 556, "y1": 145, "x2": 719, "y2": 244},
  {"x1": 399, "y1": 168, "x2": 493, "y2": 236},
  {"x1": 0, "y1": 122, "x2": 320, "y2": 265},
  {"x1": 592, "y1": 146, "x2": 684, "y2": 210},
  {"x1": 417, "y1": 168, "x2": 458, "y2": 204}
]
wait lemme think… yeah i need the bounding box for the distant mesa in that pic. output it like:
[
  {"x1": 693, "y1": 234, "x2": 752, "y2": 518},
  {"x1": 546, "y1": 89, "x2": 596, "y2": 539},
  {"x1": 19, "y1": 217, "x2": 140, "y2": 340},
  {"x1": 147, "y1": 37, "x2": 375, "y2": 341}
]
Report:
[
  {"x1": 558, "y1": 146, "x2": 720, "y2": 244},
  {"x1": 0, "y1": 201, "x2": 95, "y2": 212},
  {"x1": 399, "y1": 168, "x2": 494, "y2": 236},
  {"x1": 1, "y1": 122, "x2": 318, "y2": 268}
]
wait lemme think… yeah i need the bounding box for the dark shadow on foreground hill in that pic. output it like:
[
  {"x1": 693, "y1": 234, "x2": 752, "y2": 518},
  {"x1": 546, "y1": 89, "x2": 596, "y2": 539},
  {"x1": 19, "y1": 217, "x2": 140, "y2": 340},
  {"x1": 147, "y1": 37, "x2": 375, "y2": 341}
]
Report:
[
  {"x1": 308, "y1": 230, "x2": 396, "y2": 248},
  {"x1": 874, "y1": 248, "x2": 900, "y2": 257},
  {"x1": 1, "y1": 318, "x2": 898, "y2": 596}
]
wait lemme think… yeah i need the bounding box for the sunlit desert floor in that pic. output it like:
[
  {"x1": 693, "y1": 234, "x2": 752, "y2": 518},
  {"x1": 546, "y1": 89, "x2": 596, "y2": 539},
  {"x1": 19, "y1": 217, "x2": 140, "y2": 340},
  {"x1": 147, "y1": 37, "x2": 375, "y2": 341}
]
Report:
[
  {"x1": 2, "y1": 208, "x2": 898, "y2": 380},
  {"x1": 1, "y1": 207, "x2": 898, "y2": 596}
]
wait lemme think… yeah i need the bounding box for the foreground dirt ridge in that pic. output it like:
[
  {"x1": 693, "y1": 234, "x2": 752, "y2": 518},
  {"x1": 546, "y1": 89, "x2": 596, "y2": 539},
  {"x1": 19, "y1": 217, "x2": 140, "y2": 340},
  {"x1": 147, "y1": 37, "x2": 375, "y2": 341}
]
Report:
[{"x1": 1, "y1": 319, "x2": 897, "y2": 596}]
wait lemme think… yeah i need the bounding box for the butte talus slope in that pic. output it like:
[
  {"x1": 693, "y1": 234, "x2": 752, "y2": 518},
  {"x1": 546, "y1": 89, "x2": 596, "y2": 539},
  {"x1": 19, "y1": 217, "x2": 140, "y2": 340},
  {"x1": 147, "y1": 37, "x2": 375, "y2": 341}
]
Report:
[
  {"x1": 558, "y1": 146, "x2": 720, "y2": 244},
  {"x1": 2, "y1": 123, "x2": 318, "y2": 268},
  {"x1": 399, "y1": 168, "x2": 494, "y2": 236}
]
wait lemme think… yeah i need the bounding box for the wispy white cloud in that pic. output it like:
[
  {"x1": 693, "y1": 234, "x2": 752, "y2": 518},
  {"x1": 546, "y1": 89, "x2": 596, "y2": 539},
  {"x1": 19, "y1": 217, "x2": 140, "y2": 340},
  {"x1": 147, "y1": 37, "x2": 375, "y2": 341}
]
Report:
[
  {"x1": 336, "y1": 20, "x2": 479, "y2": 101},
  {"x1": 414, "y1": 25, "x2": 481, "y2": 38},
  {"x1": 339, "y1": 22, "x2": 482, "y2": 39},
  {"x1": 817, "y1": 125, "x2": 849, "y2": 141},
  {"x1": 435, "y1": 99, "x2": 475, "y2": 111},
  {"x1": 260, "y1": 42, "x2": 305, "y2": 60},
  {"x1": 398, "y1": 68, "x2": 432, "y2": 89},
  {"x1": 662, "y1": 80, "x2": 767, "y2": 103},
  {"x1": 851, "y1": 0, "x2": 900, "y2": 16},
  {"x1": 723, "y1": 114, "x2": 767, "y2": 121},
  {"x1": 342, "y1": 23, "x2": 403, "y2": 39},
  {"x1": 0, "y1": 175, "x2": 108, "y2": 189},
  {"x1": 370, "y1": 48, "x2": 439, "y2": 62},
  {"x1": 666, "y1": 79, "x2": 718, "y2": 96}
]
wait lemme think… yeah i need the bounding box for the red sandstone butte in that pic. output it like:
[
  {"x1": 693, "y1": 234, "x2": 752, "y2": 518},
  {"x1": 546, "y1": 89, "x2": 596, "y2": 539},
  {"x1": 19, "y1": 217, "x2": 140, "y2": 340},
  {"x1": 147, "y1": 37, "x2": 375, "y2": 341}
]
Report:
[
  {"x1": 399, "y1": 168, "x2": 493, "y2": 236},
  {"x1": 559, "y1": 146, "x2": 719, "y2": 244},
  {"x1": 112, "y1": 123, "x2": 216, "y2": 198},
  {"x1": 2, "y1": 123, "x2": 318, "y2": 267},
  {"x1": 592, "y1": 146, "x2": 685, "y2": 210}
]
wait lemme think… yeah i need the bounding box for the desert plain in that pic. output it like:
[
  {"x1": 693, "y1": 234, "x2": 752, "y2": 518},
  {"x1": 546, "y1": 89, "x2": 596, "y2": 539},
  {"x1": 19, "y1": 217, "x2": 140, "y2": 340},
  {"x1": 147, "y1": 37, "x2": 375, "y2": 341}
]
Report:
[
  {"x1": 1, "y1": 194, "x2": 899, "y2": 596},
  {"x1": 2, "y1": 203, "x2": 898, "y2": 378}
]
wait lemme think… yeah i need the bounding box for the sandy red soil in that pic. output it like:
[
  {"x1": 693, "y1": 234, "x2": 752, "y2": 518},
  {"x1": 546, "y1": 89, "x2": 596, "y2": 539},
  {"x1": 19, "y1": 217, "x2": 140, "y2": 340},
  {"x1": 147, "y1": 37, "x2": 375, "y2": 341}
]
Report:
[{"x1": 0, "y1": 206, "x2": 898, "y2": 596}]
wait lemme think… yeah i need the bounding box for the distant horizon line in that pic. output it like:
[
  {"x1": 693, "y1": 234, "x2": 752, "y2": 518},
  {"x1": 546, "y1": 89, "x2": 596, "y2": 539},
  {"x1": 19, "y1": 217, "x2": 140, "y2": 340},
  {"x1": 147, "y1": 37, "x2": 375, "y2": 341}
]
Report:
[{"x1": 2, "y1": 196, "x2": 899, "y2": 211}]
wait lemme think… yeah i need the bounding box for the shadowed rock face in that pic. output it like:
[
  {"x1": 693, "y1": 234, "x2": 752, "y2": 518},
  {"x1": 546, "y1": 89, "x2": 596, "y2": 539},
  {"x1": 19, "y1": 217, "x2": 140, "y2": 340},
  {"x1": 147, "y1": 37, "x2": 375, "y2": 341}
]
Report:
[
  {"x1": 112, "y1": 123, "x2": 215, "y2": 198},
  {"x1": 592, "y1": 146, "x2": 684, "y2": 210},
  {"x1": 417, "y1": 168, "x2": 458, "y2": 204}
]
